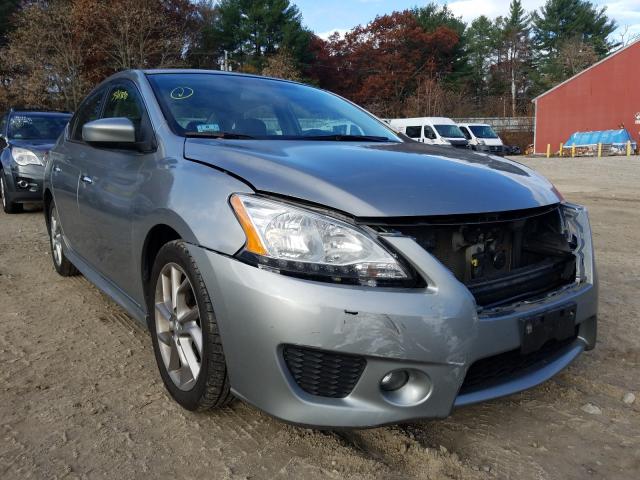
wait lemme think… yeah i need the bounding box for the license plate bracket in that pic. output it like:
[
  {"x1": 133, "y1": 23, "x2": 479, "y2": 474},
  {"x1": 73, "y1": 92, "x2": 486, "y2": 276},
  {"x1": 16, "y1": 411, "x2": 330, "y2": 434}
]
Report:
[{"x1": 519, "y1": 303, "x2": 577, "y2": 355}]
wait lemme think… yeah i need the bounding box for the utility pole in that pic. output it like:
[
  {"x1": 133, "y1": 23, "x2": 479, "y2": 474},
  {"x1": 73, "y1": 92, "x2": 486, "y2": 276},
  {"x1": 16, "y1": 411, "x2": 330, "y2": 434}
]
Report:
[{"x1": 219, "y1": 50, "x2": 232, "y2": 72}]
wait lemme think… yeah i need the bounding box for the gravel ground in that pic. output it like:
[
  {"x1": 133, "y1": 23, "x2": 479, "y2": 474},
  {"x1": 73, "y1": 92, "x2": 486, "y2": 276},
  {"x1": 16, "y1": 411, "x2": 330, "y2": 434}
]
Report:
[{"x1": 0, "y1": 156, "x2": 638, "y2": 479}]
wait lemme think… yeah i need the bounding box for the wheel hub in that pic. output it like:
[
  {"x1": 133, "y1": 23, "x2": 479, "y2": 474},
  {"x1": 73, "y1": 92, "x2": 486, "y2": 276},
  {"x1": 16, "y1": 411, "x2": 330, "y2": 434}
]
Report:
[{"x1": 154, "y1": 263, "x2": 203, "y2": 391}]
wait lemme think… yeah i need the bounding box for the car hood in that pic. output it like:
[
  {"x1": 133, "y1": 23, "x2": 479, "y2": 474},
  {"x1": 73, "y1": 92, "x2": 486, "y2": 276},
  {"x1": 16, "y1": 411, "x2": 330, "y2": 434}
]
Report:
[{"x1": 184, "y1": 139, "x2": 561, "y2": 217}]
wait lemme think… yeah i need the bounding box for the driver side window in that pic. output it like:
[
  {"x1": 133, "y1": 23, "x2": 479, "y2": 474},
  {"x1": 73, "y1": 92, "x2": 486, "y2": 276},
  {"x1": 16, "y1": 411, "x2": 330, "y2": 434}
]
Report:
[
  {"x1": 71, "y1": 89, "x2": 107, "y2": 141},
  {"x1": 103, "y1": 83, "x2": 146, "y2": 142},
  {"x1": 424, "y1": 126, "x2": 436, "y2": 140}
]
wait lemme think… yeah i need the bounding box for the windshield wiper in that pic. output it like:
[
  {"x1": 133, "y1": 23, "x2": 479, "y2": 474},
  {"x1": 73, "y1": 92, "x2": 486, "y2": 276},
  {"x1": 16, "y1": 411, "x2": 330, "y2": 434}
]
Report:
[
  {"x1": 298, "y1": 134, "x2": 391, "y2": 142},
  {"x1": 184, "y1": 131, "x2": 255, "y2": 140}
]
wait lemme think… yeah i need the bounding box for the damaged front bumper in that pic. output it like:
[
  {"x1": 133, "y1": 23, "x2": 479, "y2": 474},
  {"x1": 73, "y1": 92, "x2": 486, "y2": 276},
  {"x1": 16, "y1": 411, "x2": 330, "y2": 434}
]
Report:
[{"x1": 188, "y1": 203, "x2": 597, "y2": 428}]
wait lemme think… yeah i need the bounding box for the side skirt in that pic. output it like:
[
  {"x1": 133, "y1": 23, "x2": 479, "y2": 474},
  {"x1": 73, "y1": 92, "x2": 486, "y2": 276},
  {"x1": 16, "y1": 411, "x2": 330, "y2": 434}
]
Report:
[{"x1": 64, "y1": 240, "x2": 148, "y2": 328}]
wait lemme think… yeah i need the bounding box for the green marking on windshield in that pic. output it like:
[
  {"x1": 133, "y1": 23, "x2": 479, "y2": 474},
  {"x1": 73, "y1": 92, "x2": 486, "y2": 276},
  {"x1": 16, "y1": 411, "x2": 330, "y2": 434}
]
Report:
[
  {"x1": 112, "y1": 89, "x2": 129, "y2": 101},
  {"x1": 170, "y1": 87, "x2": 194, "y2": 100}
]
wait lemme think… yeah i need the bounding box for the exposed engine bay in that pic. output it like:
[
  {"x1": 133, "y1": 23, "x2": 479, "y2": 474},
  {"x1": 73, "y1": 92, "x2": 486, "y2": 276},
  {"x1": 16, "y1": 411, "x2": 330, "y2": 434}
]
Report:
[{"x1": 372, "y1": 205, "x2": 577, "y2": 308}]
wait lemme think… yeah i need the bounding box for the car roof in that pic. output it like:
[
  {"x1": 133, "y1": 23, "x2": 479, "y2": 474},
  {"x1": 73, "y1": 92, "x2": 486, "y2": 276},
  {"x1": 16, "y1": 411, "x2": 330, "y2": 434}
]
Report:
[
  {"x1": 390, "y1": 117, "x2": 456, "y2": 124},
  {"x1": 96, "y1": 68, "x2": 318, "y2": 97},
  {"x1": 139, "y1": 68, "x2": 306, "y2": 86}
]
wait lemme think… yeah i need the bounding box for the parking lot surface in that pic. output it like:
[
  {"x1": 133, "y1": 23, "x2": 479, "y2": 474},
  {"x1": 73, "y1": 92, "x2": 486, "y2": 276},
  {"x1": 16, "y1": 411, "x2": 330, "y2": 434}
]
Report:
[{"x1": 1, "y1": 157, "x2": 638, "y2": 479}]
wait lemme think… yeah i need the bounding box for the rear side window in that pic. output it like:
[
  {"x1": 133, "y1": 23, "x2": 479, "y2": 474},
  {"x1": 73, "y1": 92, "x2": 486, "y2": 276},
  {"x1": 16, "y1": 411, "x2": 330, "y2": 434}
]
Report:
[
  {"x1": 405, "y1": 126, "x2": 421, "y2": 138},
  {"x1": 71, "y1": 90, "x2": 106, "y2": 141},
  {"x1": 103, "y1": 83, "x2": 146, "y2": 141}
]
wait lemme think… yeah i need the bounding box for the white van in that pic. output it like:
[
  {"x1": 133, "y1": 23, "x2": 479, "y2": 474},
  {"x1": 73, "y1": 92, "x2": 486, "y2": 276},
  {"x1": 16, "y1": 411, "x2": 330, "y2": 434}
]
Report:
[
  {"x1": 388, "y1": 117, "x2": 469, "y2": 149},
  {"x1": 457, "y1": 123, "x2": 505, "y2": 156}
]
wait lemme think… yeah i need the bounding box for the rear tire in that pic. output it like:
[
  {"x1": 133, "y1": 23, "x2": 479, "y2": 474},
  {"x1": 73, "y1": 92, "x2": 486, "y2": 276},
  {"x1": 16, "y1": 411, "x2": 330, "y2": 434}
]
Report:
[
  {"x1": 48, "y1": 201, "x2": 79, "y2": 276},
  {"x1": 148, "y1": 240, "x2": 233, "y2": 411},
  {"x1": 1, "y1": 173, "x2": 23, "y2": 214}
]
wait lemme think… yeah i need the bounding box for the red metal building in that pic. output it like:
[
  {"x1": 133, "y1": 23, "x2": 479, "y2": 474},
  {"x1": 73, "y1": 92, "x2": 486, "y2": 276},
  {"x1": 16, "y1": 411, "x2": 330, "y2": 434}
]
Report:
[{"x1": 533, "y1": 39, "x2": 640, "y2": 154}]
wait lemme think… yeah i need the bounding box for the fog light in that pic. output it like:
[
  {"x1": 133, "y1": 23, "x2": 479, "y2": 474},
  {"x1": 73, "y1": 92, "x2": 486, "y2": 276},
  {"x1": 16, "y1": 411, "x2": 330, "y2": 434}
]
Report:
[{"x1": 380, "y1": 370, "x2": 409, "y2": 391}]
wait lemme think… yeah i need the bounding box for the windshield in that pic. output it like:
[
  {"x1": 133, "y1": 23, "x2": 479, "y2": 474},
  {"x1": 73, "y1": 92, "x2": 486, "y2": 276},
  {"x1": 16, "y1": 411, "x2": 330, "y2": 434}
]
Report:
[
  {"x1": 8, "y1": 114, "x2": 70, "y2": 141},
  {"x1": 469, "y1": 125, "x2": 499, "y2": 139},
  {"x1": 434, "y1": 124, "x2": 465, "y2": 139},
  {"x1": 147, "y1": 73, "x2": 400, "y2": 141}
]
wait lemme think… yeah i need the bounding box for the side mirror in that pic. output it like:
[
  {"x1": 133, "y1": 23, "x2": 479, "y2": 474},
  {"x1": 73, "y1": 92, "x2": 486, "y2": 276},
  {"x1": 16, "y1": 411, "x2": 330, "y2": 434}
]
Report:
[{"x1": 82, "y1": 117, "x2": 136, "y2": 145}]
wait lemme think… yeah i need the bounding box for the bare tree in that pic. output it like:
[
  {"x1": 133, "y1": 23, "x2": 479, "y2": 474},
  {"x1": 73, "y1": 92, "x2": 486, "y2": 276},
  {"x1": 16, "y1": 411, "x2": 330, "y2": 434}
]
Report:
[
  {"x1": 261, "y1": 49, "x2": 302, "y2": 81},
  {"x1": 557, "y1": 37, "x2": 599, "y2": 78},
  {"x1": 618, "y1": 25, "x2": 640, "y2": 48},
  {"x1": 75, "y1": 0, "x2": 191, "y2": 75},
  {"x1": 2, "y1": 1, "x2": 91, "y2": 110}
]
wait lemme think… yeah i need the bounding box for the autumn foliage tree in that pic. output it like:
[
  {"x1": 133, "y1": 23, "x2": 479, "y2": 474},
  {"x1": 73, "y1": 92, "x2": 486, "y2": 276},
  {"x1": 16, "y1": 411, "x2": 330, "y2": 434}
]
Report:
[
  {"x1": 0, "y1": 0, "x2": 195, "y2": 110},
  {"x1": 0, "y1": 0, "x2": 91, "y2": 110},
  {"x1": 309, "y1": 11, "x2": 460, "y2": 117}
]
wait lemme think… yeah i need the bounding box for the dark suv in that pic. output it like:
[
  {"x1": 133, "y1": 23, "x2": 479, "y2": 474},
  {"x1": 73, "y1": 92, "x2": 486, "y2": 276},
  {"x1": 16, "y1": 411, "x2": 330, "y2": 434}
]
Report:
[{"x1": 0, "y1": 109, "x2": 71, "y2": 213}]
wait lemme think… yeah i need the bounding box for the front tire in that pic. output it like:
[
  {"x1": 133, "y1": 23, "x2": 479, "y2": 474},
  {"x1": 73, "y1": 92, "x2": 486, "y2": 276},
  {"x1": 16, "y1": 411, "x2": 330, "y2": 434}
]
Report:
[
  {"x1": 1, "y1": 173, "x2": 23, "y2": 214},
  {"x1": 148, "y1": 240, "x2": 233, "y2": 410},
  {"x1": 48, "y1": 201, "x2": 79, "y2": 276}
]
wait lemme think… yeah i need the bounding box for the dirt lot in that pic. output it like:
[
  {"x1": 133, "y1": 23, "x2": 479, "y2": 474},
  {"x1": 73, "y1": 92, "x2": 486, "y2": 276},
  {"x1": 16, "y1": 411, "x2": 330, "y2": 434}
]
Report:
[{"x1": 1, "y1": 156, "x2": 638, "y2": 479}]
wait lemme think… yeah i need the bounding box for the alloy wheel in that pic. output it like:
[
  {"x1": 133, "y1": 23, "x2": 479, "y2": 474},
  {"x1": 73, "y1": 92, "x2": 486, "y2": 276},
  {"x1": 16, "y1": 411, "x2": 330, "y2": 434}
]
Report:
[
  {"x1": 50, "y1": 207, "x2": 63, "y2": 266},
  {"x1": 154, "y1": 263, "x2": 203, "y2": 391}
]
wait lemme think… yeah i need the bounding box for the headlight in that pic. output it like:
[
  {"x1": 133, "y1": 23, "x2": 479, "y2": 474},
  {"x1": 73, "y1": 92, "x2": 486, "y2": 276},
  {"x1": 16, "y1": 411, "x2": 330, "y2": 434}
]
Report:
[
  {"x1": 230, "y1": 194, "x2": 416, "y2": 287},
  {"x1": 478, "y1": 140, "x2": 486, "y2": 145},
  {"x1": 12, "y1": 147, "x2": 42, "y2": 166}
]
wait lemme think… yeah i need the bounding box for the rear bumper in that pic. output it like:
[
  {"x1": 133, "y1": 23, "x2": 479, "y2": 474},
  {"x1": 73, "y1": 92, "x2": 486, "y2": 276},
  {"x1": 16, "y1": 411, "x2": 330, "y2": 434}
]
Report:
[{"x1": 189, "y1": 227, "x2": 597, "y2": 427}]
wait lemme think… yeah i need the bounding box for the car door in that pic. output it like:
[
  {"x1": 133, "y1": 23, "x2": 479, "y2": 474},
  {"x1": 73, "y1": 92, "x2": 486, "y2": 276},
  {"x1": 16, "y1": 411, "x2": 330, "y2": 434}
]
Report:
[
  {"x1": 75, "y1": 80, "x2": 155, "y2": 297},
  {"x1": 460, "y1": 126, "x2": 474, "y2": 145},
  {"x1": 423, "y1": 125, "x2": 437, "y2": 144},
  {"x1": 51, "y1": 88, "x2": 107, "y2": 252}
]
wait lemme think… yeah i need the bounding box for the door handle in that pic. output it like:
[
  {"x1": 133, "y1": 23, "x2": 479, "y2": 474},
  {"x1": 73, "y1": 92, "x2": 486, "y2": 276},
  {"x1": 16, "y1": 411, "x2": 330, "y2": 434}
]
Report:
[{"x1": 81, "y1": 175, "x2": 93, "y2": 185}]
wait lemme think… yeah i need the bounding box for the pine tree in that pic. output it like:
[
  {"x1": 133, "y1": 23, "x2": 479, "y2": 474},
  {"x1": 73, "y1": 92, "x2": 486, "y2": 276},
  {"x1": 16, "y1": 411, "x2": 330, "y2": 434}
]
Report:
[
  {"x1": 500, "y1": 0, "x2": 532, "y2": 116},
  {"x1": 212, "y1": 0, "x2": 311, "y2": 71},
  {"x1": 466, "y1": 16, "x2": 500, "y2": 108},
  {"x1": 532, "y1": 0, "x2": 617, "y2": 86}
]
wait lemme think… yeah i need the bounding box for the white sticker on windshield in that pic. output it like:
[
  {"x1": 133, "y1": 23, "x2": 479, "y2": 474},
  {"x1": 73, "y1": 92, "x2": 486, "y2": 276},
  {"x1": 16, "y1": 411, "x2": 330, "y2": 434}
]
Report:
[{"x1": 197, "y1": 124, "x2": 220, "y2": 133}]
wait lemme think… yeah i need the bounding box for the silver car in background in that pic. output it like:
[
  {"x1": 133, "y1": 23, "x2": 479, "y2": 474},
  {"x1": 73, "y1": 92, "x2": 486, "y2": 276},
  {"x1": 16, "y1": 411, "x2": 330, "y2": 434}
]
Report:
[{"x1": 44, "y1": 70, "x2": 597, "y2": 428}]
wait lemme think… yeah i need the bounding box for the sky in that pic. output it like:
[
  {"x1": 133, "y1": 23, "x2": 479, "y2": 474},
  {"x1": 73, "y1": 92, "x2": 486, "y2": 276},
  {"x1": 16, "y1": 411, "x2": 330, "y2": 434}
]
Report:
[{"x1": 294, "y1": 0, "x2": 640, "y2": 40}]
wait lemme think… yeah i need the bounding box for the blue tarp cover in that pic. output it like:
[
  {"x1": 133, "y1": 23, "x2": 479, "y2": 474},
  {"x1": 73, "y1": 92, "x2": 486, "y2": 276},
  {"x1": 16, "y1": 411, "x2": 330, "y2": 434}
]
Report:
[{"x1": 564, "y1": 129, "x2": 635, "y2": 146}]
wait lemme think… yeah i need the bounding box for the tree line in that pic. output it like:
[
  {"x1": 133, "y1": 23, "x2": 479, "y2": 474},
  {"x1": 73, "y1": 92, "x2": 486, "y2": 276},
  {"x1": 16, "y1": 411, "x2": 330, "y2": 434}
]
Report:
[{"x1": 0, "y1": 0, "x2": 623, "y2": 119}]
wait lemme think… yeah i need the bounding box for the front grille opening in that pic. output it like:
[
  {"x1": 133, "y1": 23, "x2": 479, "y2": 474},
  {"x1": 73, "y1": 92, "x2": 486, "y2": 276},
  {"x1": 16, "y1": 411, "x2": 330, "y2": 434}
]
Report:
[
  {"x1": 459, "y1": 331, "x2": 579, "y2": 395},
  {"x1": 283, "y1": 345, "x2": 366, "y2": 398},
  {"x1": 372, "y1": 205, "x2": 576, "y2": 307}
]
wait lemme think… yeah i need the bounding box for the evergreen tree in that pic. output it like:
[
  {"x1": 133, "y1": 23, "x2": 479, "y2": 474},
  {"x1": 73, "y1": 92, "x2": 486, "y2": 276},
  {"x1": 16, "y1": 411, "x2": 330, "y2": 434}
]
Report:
[
  {"x1": 212, "y1": 0, "x2": 311, "y2": 72},
  {"x1": 499, "y1": 0, "x2": 532, "y2": 115},
  {"x1": 532, "y1": 0, "x2": 617, "y2": 86},
  {"x1": 466, "y1": 16, "x2": 500, "y2": 108}
]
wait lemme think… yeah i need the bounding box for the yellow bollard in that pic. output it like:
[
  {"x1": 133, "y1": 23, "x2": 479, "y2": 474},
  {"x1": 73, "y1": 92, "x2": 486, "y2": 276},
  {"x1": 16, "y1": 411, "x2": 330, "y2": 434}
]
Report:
[
  {"x1": 559, "y1": 143, "x2": 563, "y2": 157},
  {"x1": 546, "y1": 144, "x2": 551, "y2": 158},
  {"x1": 598, "y1": 143, "x2": 602, "y2": 158},
  {"x1": 571, "y1": 145, "x2": 576, "y2": 158},
  {"x1": 627, "y1": 140, "x2": 632, "y2": 157}
]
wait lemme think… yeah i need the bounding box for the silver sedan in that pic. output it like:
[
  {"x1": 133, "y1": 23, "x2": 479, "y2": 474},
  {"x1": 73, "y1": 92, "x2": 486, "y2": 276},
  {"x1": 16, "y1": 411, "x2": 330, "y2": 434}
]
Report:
[{"x1": 44, "y1": 70, "x2": 597, "y2": 428}]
